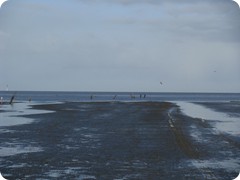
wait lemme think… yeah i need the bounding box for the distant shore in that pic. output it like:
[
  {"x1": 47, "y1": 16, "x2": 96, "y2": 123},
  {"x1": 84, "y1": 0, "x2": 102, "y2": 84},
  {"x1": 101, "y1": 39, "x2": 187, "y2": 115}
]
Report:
[{"x1": 1, "y1": 91, "x2": 240, "y2": 103}]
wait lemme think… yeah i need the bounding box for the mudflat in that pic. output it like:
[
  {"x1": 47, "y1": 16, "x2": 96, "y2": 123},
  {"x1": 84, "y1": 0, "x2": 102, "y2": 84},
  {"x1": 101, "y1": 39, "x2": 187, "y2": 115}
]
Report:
[{"x1": 0, "y1": 102, "x2": 239, "y2": 179}]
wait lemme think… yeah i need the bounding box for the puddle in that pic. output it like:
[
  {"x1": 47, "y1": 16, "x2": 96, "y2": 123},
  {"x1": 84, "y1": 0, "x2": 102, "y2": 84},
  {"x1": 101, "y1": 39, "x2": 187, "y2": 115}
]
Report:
[
  {"x1": 191, "y1": 159, "x2": 240, "y2": 172},
  {"x1": 0, "y1": 102, "x2": 54, "y2": 127},
  {"x1": 44, "y1": 168, "x2": 95, "y2": 179},
  {"x1": 176, "y1": 102, "x2": 240, "y2": 136},
  {"x1": 0, "y1": 145, "x2": 43, "y2": 157}
]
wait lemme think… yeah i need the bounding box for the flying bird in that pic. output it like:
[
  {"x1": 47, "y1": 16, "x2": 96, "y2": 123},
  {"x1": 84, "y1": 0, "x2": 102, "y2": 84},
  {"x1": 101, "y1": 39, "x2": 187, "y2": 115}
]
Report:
[
  {"x1": 233, "y1": 0, "x2": 240, "y2": 8},
  {"x1": 0, "y1": 0, "x2": 8, "y2": 8}
]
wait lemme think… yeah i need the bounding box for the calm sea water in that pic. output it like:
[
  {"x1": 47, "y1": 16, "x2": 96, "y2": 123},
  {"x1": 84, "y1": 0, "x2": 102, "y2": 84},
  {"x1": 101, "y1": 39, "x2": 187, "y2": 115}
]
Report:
[{"x1": 0, "y1": 91, "x2": 240, "y2": 102}]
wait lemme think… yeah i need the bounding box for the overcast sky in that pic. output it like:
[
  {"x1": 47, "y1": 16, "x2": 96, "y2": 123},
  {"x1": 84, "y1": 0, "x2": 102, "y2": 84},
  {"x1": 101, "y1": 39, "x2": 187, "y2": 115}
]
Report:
[{"x1": 0, "y1": 0, "x2": 239, "y2": 92}]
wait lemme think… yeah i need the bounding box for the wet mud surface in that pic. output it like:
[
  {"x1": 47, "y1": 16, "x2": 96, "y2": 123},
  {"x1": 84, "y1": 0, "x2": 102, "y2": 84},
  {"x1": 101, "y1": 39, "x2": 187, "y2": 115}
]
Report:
[
  {"x1": 195, "y1": 101, "x2": 240, "y2": 118},
  {"x1": 0, "y1": 102, "x2": 239, "y2": 179}
]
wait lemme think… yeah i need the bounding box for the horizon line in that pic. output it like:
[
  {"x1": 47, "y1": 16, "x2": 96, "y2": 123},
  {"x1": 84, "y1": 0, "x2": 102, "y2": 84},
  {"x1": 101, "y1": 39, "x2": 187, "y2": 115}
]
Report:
[{"x1": 0, "y1": 90, "x2": 239, "y2": 94}]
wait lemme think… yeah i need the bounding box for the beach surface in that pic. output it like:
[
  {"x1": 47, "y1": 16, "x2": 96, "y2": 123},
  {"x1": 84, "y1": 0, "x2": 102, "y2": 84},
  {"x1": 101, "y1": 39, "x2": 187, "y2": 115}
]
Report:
[{"x1": 0, "y1": 101, "x2": 239, "y2": 179}]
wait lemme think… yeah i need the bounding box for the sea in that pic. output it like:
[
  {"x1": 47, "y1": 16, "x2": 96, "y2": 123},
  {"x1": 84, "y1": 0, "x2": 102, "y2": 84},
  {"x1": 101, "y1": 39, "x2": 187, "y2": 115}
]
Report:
[{"x1": 0, "y1": 91, "x2": 240, "y2": 102}]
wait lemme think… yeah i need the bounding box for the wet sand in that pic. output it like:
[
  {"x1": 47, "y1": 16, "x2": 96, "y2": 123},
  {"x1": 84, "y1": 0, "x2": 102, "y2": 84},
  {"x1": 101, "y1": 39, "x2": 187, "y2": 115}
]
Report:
[
  {"x1": 0, "y1": 102, "x2": 239, "y2": 179},
  {"x1": 196, "y1": 101, "x2": 240, "y2": 118}
]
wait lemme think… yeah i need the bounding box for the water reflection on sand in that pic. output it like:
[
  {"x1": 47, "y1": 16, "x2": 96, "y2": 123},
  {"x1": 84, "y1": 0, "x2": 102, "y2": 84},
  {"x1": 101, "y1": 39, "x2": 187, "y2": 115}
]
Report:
[
  {"x1": 0, "y1": 102, "x2": 54, "y2": 157},
  {"x1": 0, "y1": 102, "x2": 54, "y2": 127},
  {"x1": 176, "y1": 101, "x2": 240, "y2": 136}
]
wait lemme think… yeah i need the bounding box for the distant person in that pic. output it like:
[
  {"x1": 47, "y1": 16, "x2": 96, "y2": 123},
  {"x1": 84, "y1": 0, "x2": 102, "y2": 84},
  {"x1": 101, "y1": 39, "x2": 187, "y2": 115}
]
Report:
[
  {"x1": 130, "y1": 94, "x2": 135, "y2": 99},
  {"x1": 9, "y1": 95, "x2": 15, "y2": 104},
  {"x1": 0, "y1": 97, "x2": 3, "y2": 104},
  {"x1": 113, "y1": 95, "x2": 117, "y2": 100}
]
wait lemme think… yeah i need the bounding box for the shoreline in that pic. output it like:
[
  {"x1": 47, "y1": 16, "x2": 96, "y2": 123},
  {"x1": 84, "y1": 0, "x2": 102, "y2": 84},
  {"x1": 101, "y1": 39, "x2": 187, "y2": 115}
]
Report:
[{"x1": 0, "y1": 101, "x2": 239, "y2": 179}]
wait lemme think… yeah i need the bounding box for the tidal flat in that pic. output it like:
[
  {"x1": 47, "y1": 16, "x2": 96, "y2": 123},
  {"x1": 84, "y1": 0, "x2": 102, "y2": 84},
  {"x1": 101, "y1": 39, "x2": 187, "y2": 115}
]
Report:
[{"x1": 0, "y1": 101, "x2": 239, "y2": 179}]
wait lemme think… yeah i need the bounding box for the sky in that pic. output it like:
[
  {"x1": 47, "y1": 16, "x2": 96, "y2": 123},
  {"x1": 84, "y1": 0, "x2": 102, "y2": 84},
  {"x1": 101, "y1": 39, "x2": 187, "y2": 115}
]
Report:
[{"x1": 0, "y1": 0, "x2": 240, "y2": 92}]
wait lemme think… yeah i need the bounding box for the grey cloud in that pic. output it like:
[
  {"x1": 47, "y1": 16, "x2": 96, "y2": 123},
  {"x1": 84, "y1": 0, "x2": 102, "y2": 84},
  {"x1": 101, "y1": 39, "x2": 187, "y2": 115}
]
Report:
[
  {"x1": 78, "y1": 0, "x2": 223, "y2": 5},
  {"x1": 108, "y1": 0, "x2": 240, "y2": 43},
  {"x1": 1, "y1": 0, "x2": 239, "y2": 92}
]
